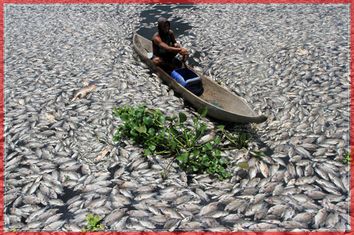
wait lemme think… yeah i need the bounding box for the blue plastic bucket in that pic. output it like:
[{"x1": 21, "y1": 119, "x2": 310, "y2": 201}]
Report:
[{"x1": 171, "y1": 68, "x2": 204, "y2": 96}]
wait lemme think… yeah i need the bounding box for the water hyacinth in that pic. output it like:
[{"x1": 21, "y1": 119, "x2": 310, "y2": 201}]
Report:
[{"x1": 113, "y1": 105, "x2": 252, "y2": 179}]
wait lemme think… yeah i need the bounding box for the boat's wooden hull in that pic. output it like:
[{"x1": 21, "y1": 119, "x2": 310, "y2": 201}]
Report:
[{"x1": 133, "y1": 33, "x2": 267, "y2": 124}]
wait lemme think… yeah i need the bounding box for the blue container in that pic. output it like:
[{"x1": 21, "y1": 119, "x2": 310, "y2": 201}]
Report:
[
  {"x1": 171, "y1": 68, "x2": 204, "y2": 96},
  {"x1": 171, "y1": 68, "x2": 199, "y2": 87}
]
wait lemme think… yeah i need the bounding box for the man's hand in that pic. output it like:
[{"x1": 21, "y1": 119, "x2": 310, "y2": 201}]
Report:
[{"x1": 179, "y1": 47, "x2": 189, "y2": 56}]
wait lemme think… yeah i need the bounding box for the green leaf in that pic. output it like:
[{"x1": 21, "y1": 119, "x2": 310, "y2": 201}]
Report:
[
  {"x1": 135, "y1": 125, "x2": 147, "y2": 133},
  {"x1": 170, "y1": 127, "x2": 179, "y2": 136},
  {"x1": 143, "y1": 116, "x2": 153, "y2": 126},
  {"x1": 121, "y1": 113, "x2": 129, "y2": 121},
  {"x1": 205, "y1": 143, "x2": 213, "y2": 150},
  {"x1": 84, "y1": 213, "x2": 104, "y2": 231},
  {"x1": 218, "y1": 158, "x2": 226, "y2": 165},
  {"x1": 217, "y1": 125, "x2": 225, "y2": 132},
  {"x1": 177, "y1": 152, "x2": 189, "y2": 164},
  {"x1": 192, "y1": 165, "x2": 198, "y2": 172},
  {"x1": 149, "y1": 144, "x2": 156, "y2": 151},
  {"x1": 130, "y1": 129, "x2": 137, "y2": 137},
  {"x1": 198, "y1": 107, "x2": 208, "y2": 117},
  {"x1": 343, "y1": 151, "x2": 350, "y2": 164},
  {"x1": 196, "y1": 123, "x2": 207, "y2": 138},
  {"x1": 201, "y1": 155, "x2": 210, "y2": 165},
  {"x1": 144, "y1": 149, "x2": 152, "y2": 156},
  {"x1": 193, "y1": 117, "x2": 198, "y2": 125},
  {"x1": 214, "y1": 149, "x2": 221, "y2": 157},
  {"x1": 192, "y1": 149, "x2": 200, "y2": 156},
  {"x1": 178, "y1": 112, "x2": 187, "y2": 123},
  {"x1": 171, "y1": 140, "x2": 177, "y2": 151},
  {"x1": 214, "y1": 136, "x2": 221, "y2": 145},
  {"x1": 148, "y1": 128, "x2": 156, "y2": 136},
  {"x1": 159, "y1": 115, "x2": 165, "y2": 124}
]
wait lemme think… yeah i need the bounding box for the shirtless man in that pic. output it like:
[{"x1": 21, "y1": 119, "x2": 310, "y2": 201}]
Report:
[{"x1": 151, "y1": 17, "x2": 189, "y2": 71}]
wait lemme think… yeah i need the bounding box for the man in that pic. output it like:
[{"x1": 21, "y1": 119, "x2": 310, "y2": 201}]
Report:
[{"x1": 152, "y1": 17, "x2": 189, "y2": 71}]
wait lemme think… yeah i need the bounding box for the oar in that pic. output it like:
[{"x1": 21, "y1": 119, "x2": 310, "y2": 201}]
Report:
[
  {"x1": 181, "y1": 54, "x2": 189, "y2": 68},
  {"x1": 176, "y1": 41, "x2": 189, "y2": 68}
]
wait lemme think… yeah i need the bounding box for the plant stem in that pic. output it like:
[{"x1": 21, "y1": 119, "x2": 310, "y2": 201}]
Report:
[
  {"x1": 155, "y1": 150, "x2": 171, "y2": 155},
  {"x1": 163, "y1": 154, "x2": 177, "y2": 177},
  {"x1": 224, "y1": 132, "x2": 240, "y2": 147}
]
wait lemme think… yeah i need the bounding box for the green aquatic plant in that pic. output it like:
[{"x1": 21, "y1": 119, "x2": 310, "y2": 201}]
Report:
[
  {"x1": 343, "y1": 151, "x2": 350, "y2": 165},
  {"x1": 113, "y1": 105, "x2": 251, "y2": 180},
  {"x1": 82, "y1": 214, "x2": 104, "y2": 232}
]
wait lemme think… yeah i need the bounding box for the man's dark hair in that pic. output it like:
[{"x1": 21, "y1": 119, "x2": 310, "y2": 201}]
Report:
[{"x1": 157, "y1": 17, "x2": 170, "y2": 36}]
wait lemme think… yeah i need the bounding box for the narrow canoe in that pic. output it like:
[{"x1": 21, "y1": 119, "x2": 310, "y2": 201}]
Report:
[{"x1": 132, "y1": 33, "x2": 267, "y2": 124}]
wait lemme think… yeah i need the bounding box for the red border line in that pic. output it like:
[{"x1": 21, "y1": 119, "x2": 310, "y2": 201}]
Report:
[
  {"x1": 1, "y1": 0, "x2": 352, "y2": 4},
  {"x1": 1, "y1": 232, "x2": 354, "y2": 235},
  {"x1": 350, "y1": 0, "x2": 354, "y2": 234},
  {"x1": 0, "y1": 0, "x2": 352, "y2": 235},
  {"x1": 0, "y1": 0, "x2": 4, "y2": 234}
]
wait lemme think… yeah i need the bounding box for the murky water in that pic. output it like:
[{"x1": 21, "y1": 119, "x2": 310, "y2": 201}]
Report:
[
  {"x1": 136, "y1": 4, "x2": 201, "y2": 67},
  {"x1": 137, "y1": 4, "x2": 194, "y2": 39}
]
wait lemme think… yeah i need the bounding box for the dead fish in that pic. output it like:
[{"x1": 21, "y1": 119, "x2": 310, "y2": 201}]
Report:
[
  {"x1": 161, "y1": 208, "x2": 183, "y2": 219},
  {"x1": 198, "y1": 131, "x2": 216, "y2": 144},
  {"x1": 245, "y1": 202, "x2": 264, "y2": 217},
  {"x1": 95, "y1": 145, "x2": 113, "y2": 162},
  {"x1": 305, "y1": 190, "x2": 327, "y2": 200},
  {"x1": 177, "y1": 203, "x2": 201, "y2": 214},
  {"x1": 111, "y1": 216, "x2": 128, "y2": 230},
  {"x1": 325, "y1": 212, "x2": 340, "y2": 228},
  {"x1": 43, "y1": 219, "x2": 66, "y2": 230},
  {"x1": 181, "y1": 221, "x2": 203, "y2": 229},
  {"x1": 135, "y1": 192, "x2": 156, "y2": 201},
  {"x1": 139, "y1": 219, "x2": 156, "y2": 229},
  {"x1": 164, "y1": 218, "x2": 181, "y2": 231},
  {"x1": 314, "y1": 167, "x2": 330, "y2": 180},
  {"x1": 293, "y1": 212, "x2": 314, "y2": 224},
  {"x1": 268, "y1": 205, "x2": 288, "y2": 217},
  {"x1": 48, "y1": 199, "x2": 64, "y2": 207},
  {"x1": 103, "y1": 208, "x2": 126, "y2": 226},
  {"x1": 295, "y1": 176, "x2": 316, "y2": 185},
  {"x1": 64, "y1": 223, "x2": 81, "y2": 231},
  {"x1": 220, "y1": 213, "x2": 240, "y2": 223},
  {"x1": 174, "y1": 194, "x2": 194, "y2": 205},
  {"x1": 44, "y1": 113, "x2": 56, "y2": 123},
  {"x1": 249, "y1": 222, "x2": 278, "y2": 230},
  {"x1": 199, "y1": 202, "x2": 219, "y2": 216},
  {"x1": 283, "y1": 220, "x2": 307, "y2": 229},
  {"x1": 314, "y1": 208, "x2": 328, "y2": 228},
  {"x1": 328, "y1": 172, "x2": 346, "y2": 192},
  {"x1": 25, "y1": 207, "x2": 47, "y2": 223},
  {"x1": 23, "y1": 195, "x2": 42, "y2": 205},
  {"x1": 44, "y1": 212, "x2": 64, "y2": 226},
  {"x1": 127, "y1": 209, "x2": 150, "y2": 217},
  {"x1": 258, "y1": 160, "x2": 269, "y2": 178},
  {"x1": 71, "y1": 83, "x2": 96, "y2": 101}
]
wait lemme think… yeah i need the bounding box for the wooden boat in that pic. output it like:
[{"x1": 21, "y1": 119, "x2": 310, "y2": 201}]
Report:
[{"x1": 132, "y1": 33, "x2": 267, "y2": 124}]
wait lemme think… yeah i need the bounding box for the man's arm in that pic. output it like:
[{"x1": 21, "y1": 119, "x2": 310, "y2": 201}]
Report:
[
  {"x1": 153, "y1": 35, "x2": 182, "y2": 54},
  {"x1": 169, "y1": 31, "x2": 181, "y2": 48},
  {"x1": 169, "y1": 30, "x2": 177, "y2": 44}
]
